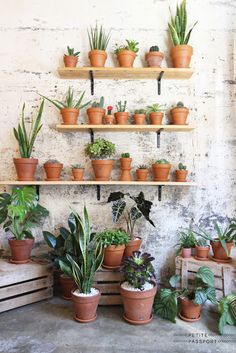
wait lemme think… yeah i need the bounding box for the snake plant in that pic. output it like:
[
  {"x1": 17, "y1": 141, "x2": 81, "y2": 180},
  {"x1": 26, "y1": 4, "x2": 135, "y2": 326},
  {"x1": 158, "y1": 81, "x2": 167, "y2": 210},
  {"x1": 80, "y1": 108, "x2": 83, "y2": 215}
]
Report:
[{"x1": 88, "y1": 24, "x2": 111, "y2": 51}]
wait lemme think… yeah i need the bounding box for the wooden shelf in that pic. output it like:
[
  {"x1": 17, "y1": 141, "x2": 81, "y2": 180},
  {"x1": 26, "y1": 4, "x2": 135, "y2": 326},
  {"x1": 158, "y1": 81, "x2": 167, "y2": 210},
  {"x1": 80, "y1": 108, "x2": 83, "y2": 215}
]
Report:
[
  {"x1": 0, "y1": 181, "x2": 196, "y2": 186},
  {"x1": 57, "y1": 67, "x2": 194, "y2": 80}
]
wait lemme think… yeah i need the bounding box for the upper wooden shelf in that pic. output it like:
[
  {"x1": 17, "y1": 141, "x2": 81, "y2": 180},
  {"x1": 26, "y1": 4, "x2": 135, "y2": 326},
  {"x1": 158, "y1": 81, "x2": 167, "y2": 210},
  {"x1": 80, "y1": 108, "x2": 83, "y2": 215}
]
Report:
[
  {"x1": 57, "y1": 67, "x2": 194, "y2": 80},
  {"x1": 0, "y1": 181, "x2": 196, "y2": 186}
]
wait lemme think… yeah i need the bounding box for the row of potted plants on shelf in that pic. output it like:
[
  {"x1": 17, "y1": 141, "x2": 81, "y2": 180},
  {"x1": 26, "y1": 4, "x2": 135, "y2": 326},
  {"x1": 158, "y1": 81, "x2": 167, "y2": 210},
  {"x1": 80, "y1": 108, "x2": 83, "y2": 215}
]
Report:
[{"x1": 63, "y1": 1, "x2": 196, "y2": 69}]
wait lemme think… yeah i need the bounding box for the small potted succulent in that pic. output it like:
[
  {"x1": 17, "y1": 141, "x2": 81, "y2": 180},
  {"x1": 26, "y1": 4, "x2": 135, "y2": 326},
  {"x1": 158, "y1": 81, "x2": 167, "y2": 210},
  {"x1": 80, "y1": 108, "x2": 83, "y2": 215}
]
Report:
[
  {"x1": 171, "y1": 102, "x2": 189, "y2": 125},
  {"x1": 115, "y1": 101, "x2": 129, "y2": 125},
  {"x1": 85, "y1": 138, "x2": 115, "y2": 181},
  {"x1": 147, "y1": 104, "x2": 165, "y2": 125},
  {"x1": 114, "y1": 40, "x2": 139, "y2": 68},
  {"x1": 168, "y1": 0, "x2": 197, "y2": 68},
  {"x1": 63, "y1": 46, "x2": 80, "y2": 68},
  {"x1": 120, "y1": 251, "x2": 157, "y2": 325},
  {"x1": 87, "y1": 97, "x2": 105, "y2": 125},
  {"x1": 120, "y1": 153, "x2": 132, "y2": 181},
  {"x1": 133, "y1": 109, "x2": 147, "y2": 125},
  {"x1": 194, "y1": 238, "x2": 210, "y2": 261},
  {"x1": 44, "y1": 159, "x2": 63, "y2": 181},
  {"x1": 176, "y1": 163, "x2": 188, "y2": 182},
  {"x1": 145, "y1": 46, "x2": 164, "y2": 67},
  {"x1": 71, "y1": 164, "x2": 85, "y2": 181},
  {"x1": 13, "y1": 101, "x2": 44, "y2": 181},
  {"x1": 40, "y1": 87, "x2": 90, "y2": 125},
  {"x1": 152, "y1": 159, "x2": 171, "y2": 181},
  {"x1": 96, "y1": 229, "x2": 129, "y2": 269},
  {"x1": 104, "y1": 106, "x2": 114, "y2": 125},
  {"x1": 136, "y1": 165, "x2": 149, "y2": 181},
  {"x1": 175, "y1": 230, "x2": 196, "y2": 258},
  {"x1": 88, "y1": 24, "x2": 111, "y2": 67}
]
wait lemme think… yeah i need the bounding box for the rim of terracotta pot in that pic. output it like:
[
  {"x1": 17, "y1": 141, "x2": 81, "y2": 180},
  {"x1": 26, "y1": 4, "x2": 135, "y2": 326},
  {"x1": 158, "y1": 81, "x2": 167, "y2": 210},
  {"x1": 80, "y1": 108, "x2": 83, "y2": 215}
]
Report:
[
  {"x1": 92, "y1": 159, "x2": 113, "y2": 165},
  {"x1": 60, "y1": 107, "x2": 79, "y2": 113},
  {"x1": 89, "y1": 49, "x2": 107, "y2": 57},
  {"x1": 14, "y1": 158, "x2": 38, "y2": 164},
  {"x1": 71, "y1": 288, "x2": 101, "y2": 302},
  {"x1": 118, "y1": 50, "x2": 136, "y2": 57},
  {"x1": 120, "y1": 280, "x2": 157, "y2": 298},
  {"x1": 44, "y1": 163, "x2": 63, "y2": 168},
  {"x1": 171, "y1": 44, "x2": 193, "y2": 51},
  {"x1": 171, "y1": 107, "x2": 189, "y2": 114},
  {"x1": 152, "y1": 163, "x2": 171, "y2": 168},
  {"x1": 145, "y1": 51, "x2": 164, "y2": 58},
  {"x1": 126, "y1": 237, "x2": 142, "y2": 245},
  {"x1": 87, "y1": 107, "x2": 105, "y2": 113}
]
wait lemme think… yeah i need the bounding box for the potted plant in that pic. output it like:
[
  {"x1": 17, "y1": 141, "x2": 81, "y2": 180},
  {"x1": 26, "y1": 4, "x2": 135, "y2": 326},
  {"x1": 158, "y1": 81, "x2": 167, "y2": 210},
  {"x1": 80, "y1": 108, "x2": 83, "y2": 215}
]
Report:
[
  {"x1": 71, "y1": 164, "x2": 84, "y2": 181},
  {"x1": 147, "y1": 104, "x2": 165, "y2": 125},
  {"x1": 115, "y1": 101, "x2": 129, "y2": 125},
  {"x1": 96, "y1": 229, "x2": 129, "y2": 269},
  {"x1": 40, "y1": 87, "x2": 90, "y2": 125},
  {"x1": 85, "y1": 138, "x2": 115, "y2": 181},
  {"x1": 145, "y1": 46, "x2": 164, "y2": 67},
  {"x1": 108, "y1": 191, "x2": 155, "y2": 257},
  {"x1": 194, "y1": 238, "x2": 210, "y2": 261},
  {"x1": 136, "y1": 165, "x2": 149, "y2": 181},
  {"x1": 171, "y1": 102, "x2": 189, "y2": 125},
  {"x1": 175, "y1": 230, "x2": 195, "y2": 258},
  {"x1": 120, "y1": 251, "x2": 157, "y2": 325},
  {"x1": 218, "y1": 294, "x2": 236, "y2": 335},
  {"x1": 168, "y1": 0, "x2": 197, "y2": 68},
  {"x1": 87, "y1": 97, "x2": 105, "y2": 125},
  {"x1": 120, "y1": 153, "x2": 132, "y2": 181},
  {"x1": 13, "y1": 101, "x2": 44, "y2": 181},
  {"x1": 104, "y1": 106, "x2": 114, "y2": 125},
  {"x1": 133, "y1": 109, "x2": 147, "y2": 125},
  {"x1": 114, "y1": 40, "x2": 139, "y2": 68},
  {"x1": 0, "y1": 186, "x2": 49, "y2": 264},
  {"x1": 152, "y1": 159, "x2": 171, "y2": 181},
  {"x1": 176, "y1": 163, "x2": 188, "y2": 182},
  {"x1": 63, "y1": 46, "x2": 80, "y2": 67},
  {"x1": 44, "y1": 159, "x2": 63, "y2": 181},
  {"x1": 88, "y1": 24, "x2": 111, "y2": 67}
]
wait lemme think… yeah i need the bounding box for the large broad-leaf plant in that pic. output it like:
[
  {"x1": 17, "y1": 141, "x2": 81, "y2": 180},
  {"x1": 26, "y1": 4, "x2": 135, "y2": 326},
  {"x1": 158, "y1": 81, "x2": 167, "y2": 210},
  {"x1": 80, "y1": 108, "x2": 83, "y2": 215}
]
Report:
[{"x1": 218, "y1": 294, "x2": 236, "y2": 335}]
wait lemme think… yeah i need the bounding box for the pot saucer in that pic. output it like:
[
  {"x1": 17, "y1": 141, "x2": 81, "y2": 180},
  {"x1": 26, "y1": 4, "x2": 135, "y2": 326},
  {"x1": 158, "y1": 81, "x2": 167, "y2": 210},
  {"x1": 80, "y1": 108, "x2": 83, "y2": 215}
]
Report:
[
  {"x1": 9, "y1": 258, "x2": 30, "y2": 264},
  {"x1": 194, "y1": 256, "x2": 209, "y2": 261},
  {"x1": 102, "y1": 264, "x2": 121, "y2": 270},
  {"x1": 74, "y1": 315, "x2": 97, "y2": 323},
  {"x1": 123, "y1": 314, "x2": 153, "y2": 325},
  {"x1": 211, "y1": 256, "x2": 232, "y2": 263},
  {"x1": 178, "y1": 313, "x2": 201, "y2": 322},
  {"x1": 62, "y1": 295, "x2": 72, "y2": 301}
]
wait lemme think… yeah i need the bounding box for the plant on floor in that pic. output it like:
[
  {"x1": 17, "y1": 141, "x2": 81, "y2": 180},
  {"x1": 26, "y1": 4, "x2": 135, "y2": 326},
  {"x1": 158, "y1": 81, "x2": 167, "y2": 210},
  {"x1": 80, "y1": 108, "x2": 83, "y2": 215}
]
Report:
[
  {"x1": 88, "y1": 24, "x2": 111, "y2": 51},
  {"x1": 114, "y1": 40, "x2": 139, "y2": 55},
  {"x1": 121, "y1": 153, "x2": 130, "y2": 158},
  {"x1": 175, "y1": 230, "x2": 196, "y2": 255},
  {"x1": 65, "y1": 46, "x2": 80, "y2": 57},
  {"x1": 218, "y1": 294, "x2": 236, "y2": 335},
  {"x1": 85, "y1": 138, "x2": 115, "y2": 159},
  {"x1": 116, "y1": 101, "x2": 127, "y2": 112},
  {"x1": 96, "y1": 229, "x2": 129, "y2": 248}
]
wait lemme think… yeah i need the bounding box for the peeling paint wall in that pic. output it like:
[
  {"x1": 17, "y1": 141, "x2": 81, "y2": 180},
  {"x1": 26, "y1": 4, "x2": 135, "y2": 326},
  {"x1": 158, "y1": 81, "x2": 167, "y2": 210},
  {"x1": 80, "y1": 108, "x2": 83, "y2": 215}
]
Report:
[{"x1": 0, "y1": 0, "x2": 235, "y2": 280}]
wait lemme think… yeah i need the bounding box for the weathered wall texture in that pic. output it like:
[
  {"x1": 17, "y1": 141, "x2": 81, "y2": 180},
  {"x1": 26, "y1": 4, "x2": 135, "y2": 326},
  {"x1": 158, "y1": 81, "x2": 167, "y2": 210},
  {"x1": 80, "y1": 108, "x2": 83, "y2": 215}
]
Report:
[{"x1": 0, "y1": 0, "x2": 235, "y2": 280}]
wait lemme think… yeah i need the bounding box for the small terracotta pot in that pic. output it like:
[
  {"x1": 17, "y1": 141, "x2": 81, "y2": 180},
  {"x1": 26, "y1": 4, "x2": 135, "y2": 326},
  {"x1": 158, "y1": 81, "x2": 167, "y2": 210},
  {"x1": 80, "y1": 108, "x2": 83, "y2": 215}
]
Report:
[
  {"x1": 120, "y1": 281, "x2": 157, "y2": 325},
  {"x1": 63, "y1": 55, "x2": 78, "y2": 68},
  {"x1": 171, "y1": 45, "x2": 193, "y2": 68},
  {"x1": 152, "y1": 164, "x2": 171, "y2": 181},
  {"x1": 124, "y1": 238, "x2": 142, "y2": 258},
  {"x1": 171, "y1": 107, "x2": 189, "y2": 125},
  {"x1": 176, "y1": 170, "x2": 188, "y2": 182},
  {"x1": 149, "y1": 112, "x2": 163, "y2": 125},
  {"x1": 14, "y1": 158, "x2": 38, "y2": 181},
  {"x1": 179, "y1": 297, "x2": 201, "y2": 321},
  {"x1": 120, "y1": 158, "x2": 132, "y2": 169},
  {"x1": 59, "y1": 275, "x2": 76, "y2": 300},
  {"x1": 133, "y1": 114, "x2": 146, "y2": 125},
  {"x1": 136, "y1": 169, "x2": 148, "y2": 181},
  {"x1": 72, "y1": 168, "x2": 84, "y2": 181},
  {"x1": 104, "y1": 115, "x2": 114, "y2": 125},
  {"x1": 195, "y1": 246, "x2": 210, "y2": 260},
  {"x1": 60, "y1": 108, "x2": 79, "y2": 125},
  {"x1": 87, "y1": 107, "x2": 105, "y2": 125},
  {"x1": 72, "y1": 289, "x2": 101, "y2": 323},
  {"x1": 115, "y1": 112, "x2": 129, "y2": 125},
  {"x1": 44, "y1": 162, "x2": 63, "y2": 181},
  {"x1": 103, "y1": 245, "x2": 126, "y2": 269},
  {"x1": 91, "y1": 160, "x2": 113, "y2": 181},
  {"x1": 145, "y1": 52, "x2": 164, "y2": 67},
  {"x1": 8, "y1": 238, "x2": 34, "y2": 264},
  {"x1": 117, "y1": 50, "x2": 136, "y2": 67},
  {"x1": 89, "y1": 50, "x2": 107, "y2": 67},
  {"x1": 211, "y1": 240, "x2": 233, "y2": 262},
  {"x1": 181, "y1": 248, "x2": 192, "y2": 258}
]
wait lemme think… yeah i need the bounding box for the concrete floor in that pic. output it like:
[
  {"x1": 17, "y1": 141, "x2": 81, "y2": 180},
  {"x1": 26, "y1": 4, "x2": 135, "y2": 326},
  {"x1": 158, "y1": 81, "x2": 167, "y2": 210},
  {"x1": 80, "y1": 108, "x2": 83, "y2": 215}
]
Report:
[{"x1": 0, "y1": 297, "x2": 235, "y2": 353}]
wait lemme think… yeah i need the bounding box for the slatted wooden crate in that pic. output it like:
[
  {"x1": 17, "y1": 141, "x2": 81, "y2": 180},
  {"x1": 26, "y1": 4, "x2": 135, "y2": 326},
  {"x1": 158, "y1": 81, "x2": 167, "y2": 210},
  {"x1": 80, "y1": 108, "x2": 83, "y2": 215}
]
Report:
[
  {"x1": 0, "y1": 259, "x2": 53, "y2": 313},
  {"x1": 94, "y1": 267, "x2": 123, "y2": 305}
]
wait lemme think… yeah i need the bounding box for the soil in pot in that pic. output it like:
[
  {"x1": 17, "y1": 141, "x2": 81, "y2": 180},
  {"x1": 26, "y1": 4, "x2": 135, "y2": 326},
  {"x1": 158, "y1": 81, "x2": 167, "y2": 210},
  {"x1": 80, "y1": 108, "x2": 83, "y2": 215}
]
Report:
[
  {"x1": 59, "y1": 274, "x2": 76, "y2": 300},
  {"x1": 89, "y1": 50, "x2": 107, "y2": 67},
  {"x1": 64, "y1": 55, "x2": 78, "y2": 68},
  {"x1": 124, "y1": 238, "x2": 142, "y2": 257},
  {"x1": 115, "y1": 112, "x2": 129, "y2": 125},
  {"x1": 103, "y1": 245, "x2": 126, "y2": 269},
  {"x1": 195, "y1": 246, "x2": 210, "y2": 261},
  {"x1": 14, "y1": 158, "x2": 38, "y2": 181},
  {"x1": 149, "y1": 112, "x2": 163, "y2": 125},
  {"x1": 72, "y1": 169, "x2": 84, "y2": 181},
  {"x1": 145, "y1": 52, "x2": 164, "y2": 67},
  {"x1": 133, "y1": 114, "x2": 146, "y2": 125},
  {"x1": 104, "y1": 115, "x2": 114, "y2": 125},
  {"x1": 181, "y1": 248, "x2": 192, "y2": 258},
  {"x1": 117, "y1": 50, "x2": 136, "y2": 67},
  {"x1": 211, "y1": 240, "x2": 233, "y2": 262},
  {"x1": 179, "y1": 297, "x2": 201, "y2": 322},
  {"x1": 87, "y1": 108, "x2": 105, "y2": 125},
  {"x1": 61, "y1": 108, "x2": 79, "y2": 125},
  {"x1": 72, "y1": 288, "x2": 101, "y2": 323},
  {"x1": 44, "y1": 163, "x2": 63, "y2": 181},
  {"x1": 8, "y1": 238, "x2": 34, "y2": 264},
  {"x1": 92, "y1": 160, "x2": 113, "y2": 181},
  {"x1": 176, "y1": 170, "x2": 188, "y2": 182},
  {"x1": 136, "y1": 169, "x2": 148, "y2": 181},
  {"x1": 171, "y1": 45, "x2": 193, "y2": 68},
  {"x1": 152, "y1": 164, "x2": 171, "y2": 181},
  {"x1": 171, "y1": 107, "x2": 189, "y2": 125}
]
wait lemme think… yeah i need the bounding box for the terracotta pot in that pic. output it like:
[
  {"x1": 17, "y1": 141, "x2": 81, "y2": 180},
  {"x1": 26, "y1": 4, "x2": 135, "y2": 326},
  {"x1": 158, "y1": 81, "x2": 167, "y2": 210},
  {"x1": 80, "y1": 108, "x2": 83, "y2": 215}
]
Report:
[
  {"x1": 145, "y1": 52, "x2": 164, "y2": 67},
  {"x1": 120, "y1": 281, "x2": 157, "y2": 324},
  {"x1": 60, "y1": 108, "x2": 79, "y2": 125},
  {"x1": 195, "y1": 246, "x2": 210, "y2": 260},
  {"x1": 115, "y1": 112, "x2": 129, "y2": 125},
  {"x1": 117, "y1": 50, "x2": 136, "y2": 68},
  {"x1": 72, "y1": 289, "x2": 101, "y2": 323},
  {"x1": 179, "y1": 297, "x2": 201, "y2": 321},
  {"x1": 103, "y1": 245, "x2": 126, "y2": 269},
  {"x1": 87, "y1": 107, "x2": 105, "y2": 125},
  {"x1": 124, "y1": 238, "x2": 142, "y2": 257},
  {"x1": 44, "y1": 162, "x2": 63, "y2": 181},
  {"x1": 136, "y1": 169, "x2": 148, "y2": 181},
  {"x1": 133, "y1": 114, "x2": 146, "y2": 125},
  {"x1": 8, "y1": 238, "x2": 34, "y2": 264},
  {"x1": 120, "y1": 158, "x2": 132, "y2": 181},
  {"x1": 176, "y1": 170, "x2": 188, "y2": 182},
  {"x1": 91, "y1": 160, "x2": 113, "y2": 181},
  {"x1": 152, "y1": 164, "x2": 171, "y2": 181},
  {"x1": 63, "y1": 55, "x2": 78, "y2": 68},
  {"x1": 72, "y1": 168, "x2": 84, "y2": 181},
  {"x1": 104, "y1": 115, "x2": 114, "y2": 125},
  {"x1": 171, "y1": 45, "x2": 193, "y2": 68},
  {"x1": 211, "y1": 240, "x2": 233, "y2": 262},
  {"x1": 120, "y1": 158, "x2": 132, "y2": 169},
  {"x1": 181, "y1": 248, "x2": 191, "y2": 258},
  {"x1": 59, "y1": 275, "x2": 76, "y2": 300},
  {"x1": 149, "y1": 112, "x2": 163, "y2": 125},
  {"x1": 14, "y1": 158, "x2": 38, "y2": 181},
  {"x1": 89, "y1": 50, "x2": 107, "y2": 67},
  {"x1": 171, "y1": 107, "x2": 189, "y2": 125}
]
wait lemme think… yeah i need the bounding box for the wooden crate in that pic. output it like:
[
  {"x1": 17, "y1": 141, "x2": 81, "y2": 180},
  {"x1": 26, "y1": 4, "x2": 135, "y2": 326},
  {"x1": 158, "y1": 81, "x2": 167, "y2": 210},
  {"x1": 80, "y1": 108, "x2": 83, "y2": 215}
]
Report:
[
  {"x1": 93, "y1": 268, "x2": 123, "y2": 305},
  {"x1": 0, "y1": 259, "x2": 53, "y2": 313}
]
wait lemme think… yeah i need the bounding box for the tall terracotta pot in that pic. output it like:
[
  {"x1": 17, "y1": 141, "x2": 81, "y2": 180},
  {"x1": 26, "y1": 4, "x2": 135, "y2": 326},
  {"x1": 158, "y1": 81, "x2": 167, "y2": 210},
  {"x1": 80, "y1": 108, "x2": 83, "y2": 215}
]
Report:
[
  {"x1": 63, "y1": 55, "x2": 78, "y2": 68},
  {"x1": 179, "y1": 297, "x2": 201, "y2": 322},
  {"x1": 89, "y1": 50, "x2": 107, "y2": 67},
  {"x1": 44, "y1": 162, "x2": 63, "y2": 181},
  {"x1": 115, "y1": 112, "x2": 129, "y2": 125},
  {"x1": 87, "y1": 108, "x2": 105, "y2": 125},
  {"x1": 120, "y1": 158, "x2": 132, "y2": 181},
  {"x1": 171, "y1": 107, "x2": 189, "y2": 125},
  {"x1": 136, "y1": 169, "x2": 148, "y2": 181},
  {"x1": 59, "y1": 275, "x2": 76, "y2": 300},
  {"x1": 176, "y1": 170, "x2": 188, "y2": 182},
  {"x1": 145, "y1": 52, "x2": 164, "y2": 67},
  {"x1": 171, "y1": 45, "x2": 193, "y2": 68},
  {"x1": 124, "y1": 238, "x2": 142, "y2": 257},
  {"x1": 195, "y1": 246, "x2": 209, "y2": 260},
  {"x1": 91, "y1": 160, "x2": 113, "y2": 181},
  {"x1": 211, "y1": 240, "x2": 233, "y2": 262},
  {"x1": 133, "y1": 114, "x2": 146, "y2": 125},
  {"x1": 14, "y1": 158, "x2": 38, "y2": 181},
  {"x1": 72, "y1": 289, "x2": 101, "y2": 323},
  {"x1": 103, "y1": 245, "x2": 125, "y2": 269},
  {"x1": 149, "y1": 112, "x2": 163, "y2": 125},
  {"x1": 8, "y1": 238, "x2": 34, "y2": 264},
  {"x1": 152, "y1": 164, "x2": 171, "y2": 181},
  {"x1": 117, "y1": 50, "x2": 136, "y2": 67},
  {"x1": 60, "y1": 108, "x2": 79, "y2": 125}
]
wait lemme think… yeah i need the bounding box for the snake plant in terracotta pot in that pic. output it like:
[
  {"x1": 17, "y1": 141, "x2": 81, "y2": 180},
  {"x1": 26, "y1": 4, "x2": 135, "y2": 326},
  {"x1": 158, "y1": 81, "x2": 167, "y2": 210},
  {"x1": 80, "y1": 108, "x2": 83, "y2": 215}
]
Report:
[
  {"x1": 88, "y1": 24, "x2": 111, "y2": 67},
  {"x1": 145, "y1": 46, "x2": 164, "y2": 67},
  {"x1": 175, "y1": 230, "x2": 196, "y2": 258},
  {"x1": 63, "y1": 46, "x2": 80, "y2": 67},
  {"x1": 114, "y1": 40, "x2": 139, "y2": 68},
  {"x1": 87, "y1": 97, "x2": 105, "y2": 125}
]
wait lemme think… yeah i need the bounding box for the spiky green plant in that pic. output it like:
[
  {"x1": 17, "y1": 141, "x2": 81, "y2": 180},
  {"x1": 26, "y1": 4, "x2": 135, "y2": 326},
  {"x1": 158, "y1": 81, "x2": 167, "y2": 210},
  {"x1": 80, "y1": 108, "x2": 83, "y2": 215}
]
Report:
[
  {"x1": 13, "y1": 101, "x2": 44, "y2": 158},
  {"x1": 147, "y1": 104, "x2": 165, "y2": 113},
  {"x1": 116, "y1": 101, "x2": 127, "y2": 112},
  {"x1": 65, "y1": 46, "x2": 80, "y2": 57},
  {"x1": 88, "y1": 24, "x2": 111, "y2": 51},
  {"x1": 91, "y1": 96, "x2": 105, "y2": 108},
  {"x1": 114, "y1": 40, "x2": 139, "y2": 55},
  {"x1": 121, "y1": 153, "x2": 130, "y2": 158}
]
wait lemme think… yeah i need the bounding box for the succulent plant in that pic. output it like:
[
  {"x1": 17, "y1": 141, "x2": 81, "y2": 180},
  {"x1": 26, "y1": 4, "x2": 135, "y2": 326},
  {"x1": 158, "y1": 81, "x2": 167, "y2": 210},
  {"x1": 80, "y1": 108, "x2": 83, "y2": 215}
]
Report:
[
  {"x1": 178, "y1": 162, "x2": 187, "y2": 170},
  {"x1": 121, "y1": 153, "x2": 130, "y2": 158},
  {"x1": 176, "y1": 101, "x2": 185, "y2": 108},
  {"x1": 155, "y1": 159, "x2": 170, "y2": 164},
  {"x1": 65, "y1": 46, "x2": 80, "y2": 57},
  {"x1": 149, "y1": 46, "x2": 159, "y2": 52},
  {"x1": 114, "y1": 40, "x2": 139, "y2": 55},
  {"x1": 147, "y1": 103, "x2": 165, "y2": 113},
  {"x1": 45, "y1": 159, "x2": 61, "y2": 164},
  {"x1": 138, "y1": 164, "x2": 148, "y2": 169},
  {"x1": 91, "y1": 96, "x2": 105, "y2": 108},
  {"x1": 72, "y1": 164, "x2": 84, "y2": 169},
  {"x1": 116, "y1": 101, "x2": 127, "y2": 112}
]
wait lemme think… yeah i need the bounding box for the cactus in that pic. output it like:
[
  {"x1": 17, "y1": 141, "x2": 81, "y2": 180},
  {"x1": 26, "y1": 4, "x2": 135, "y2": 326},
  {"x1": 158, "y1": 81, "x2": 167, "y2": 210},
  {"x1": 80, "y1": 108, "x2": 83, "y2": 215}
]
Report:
[
  {"x1": 177, "y1": 101, "x2": 185, "y2": 108},
  {"x1": 134, "y1": 109, "x2": 147, "y2": 114},
  {"x1": 178, "y1": 163, "x2": 187, "y2": 170},
  {"x1": 92, "y1": 96, "x2": 105, "y2": 108},
  {"x1": 121, "y1": 153, "x2": 130, "y2": 158},
  {"x1": 155, "y1": 159, "x2": 170, "y2": 164},
  {"x1": 150, "y1": 46, "x2": 159, "y2": 52},
  {"x1": 116, "y1": 100, "x2": 127, "y2": 112}
]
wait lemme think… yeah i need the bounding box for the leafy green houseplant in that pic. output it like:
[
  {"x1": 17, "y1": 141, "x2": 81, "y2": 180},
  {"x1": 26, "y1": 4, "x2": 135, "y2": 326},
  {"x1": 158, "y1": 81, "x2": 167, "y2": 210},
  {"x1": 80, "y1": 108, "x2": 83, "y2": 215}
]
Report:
[
  {"x1": 88, "y1": 24, "x2": 111, "y2": 67},
  {"x1": 63, "y1": 46, "x2": 80, "y2": 67},
  {"x1": 175, "y1": 230, "x2": 195, "y2": 258},
  {"x1": 171, "y1": 101, "x2": 189, "y2": 125},
  {"x1": 114, "y1": 40, "x2": 139, "y2": 68},
  {"x1": 115, "y1": 101, "x2": 129, "y2": 125},
  {"x1": 147, "y1": 103, "x2": 165, "y2": 125},
  {"x1": 152, "y1": 159, "x2": 171, "y2": 181},
  {"x1": 0, "y1": 186, "x2": 49, "y2": 263},
  {"x1": 13, "y1": 101, "x2": 44, "y2": 181},
  {"x1": 87, "y1": 97, "x2": 105, "y2": 125},
  {"x1": 218, "y1": 294, "x2": 236, "y2": 335},
  {"x1": 176, "y1": 162, "x2": 188, "y2": 182},
  {"x1": 146, "y1": 45, "x2": 164, "y2": 68}
]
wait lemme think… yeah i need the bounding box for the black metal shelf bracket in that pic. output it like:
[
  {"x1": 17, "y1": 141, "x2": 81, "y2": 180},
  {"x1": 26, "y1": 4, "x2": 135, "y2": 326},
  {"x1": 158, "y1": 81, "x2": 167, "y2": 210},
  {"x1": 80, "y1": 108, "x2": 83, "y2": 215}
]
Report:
[
  {"x1": 158, "y1": 185, "x2": 163, "y2": 201},
  {"x1": 35, "y1": 185, "x2": 40, "y2": 199},
  {"x1": 96, "y1": 185, "x2": 101, "y2": 201},
  {"x1": 157, "y1": 71, "x2": 164, "y2": 95},
  {"x1": 90, "y1": 129, "x2": 94, "y2": 142},
  {"x1": 89, "y1": 70, "x2": 94, "y2": 95},
  {"x1": 156, "y1": 129, "x2": 163, "y2": 148}
]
